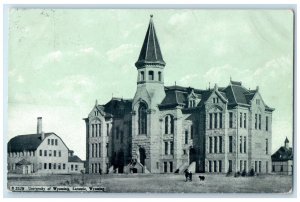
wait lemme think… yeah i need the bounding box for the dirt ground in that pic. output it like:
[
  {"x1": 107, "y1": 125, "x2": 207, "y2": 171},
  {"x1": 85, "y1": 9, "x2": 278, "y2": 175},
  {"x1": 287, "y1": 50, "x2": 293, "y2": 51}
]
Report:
[{"x1": 7, "y1": 173, "x2": 293, "y2": 193}]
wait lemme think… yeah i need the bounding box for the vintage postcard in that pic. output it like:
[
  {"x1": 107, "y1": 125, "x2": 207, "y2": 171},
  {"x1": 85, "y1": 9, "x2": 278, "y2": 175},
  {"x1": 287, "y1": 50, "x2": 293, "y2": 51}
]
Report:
[{"x1": 6, "y1": 8, "x2": 294, "y2": 194}]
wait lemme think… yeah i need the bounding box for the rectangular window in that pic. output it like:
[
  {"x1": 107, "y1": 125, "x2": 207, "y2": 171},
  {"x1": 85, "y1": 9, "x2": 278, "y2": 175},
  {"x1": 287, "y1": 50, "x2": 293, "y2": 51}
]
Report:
[
  {"x1": 219, "y1": 136, "x2": 222, "y2": 153},
  {"x1": 44, "y1": 163, "x2": 47, "y2": 169},
  {"x1": 259, "y1": 161, "x2": 262, "y2": 173},
  {"x1": 229, "y1": 136, "x2": 233, "y2": 153},
  {"x1": 190, "y1": 125, "x2": 193, "y2": 139},
  {"x1": 71, "y1": 165, "x2": 74, "y2": 171},
  {"x1": 259, "y1": 114, "x2": 261, "y2": 130},
  {"x1": 266, "y1": 139, "x2": 269, "y2": 154},
  {"x1": 59, "y1": 150, "x2": 61, "y2": 157},
  {"x1": 141, "y1": 71, "x2": 145, "y2": 81},
  {"x1": 240, "y1": 160, "x2": 243, "y2": 172},
  {"x1": 229, "y1": 112, "x2": 233, "y2": 128},
  {"x1": 39, "y1": 150, "x2": 42, "y2": 156},
  {"x1": 255, "y1": 161, "x2": 257, "y2": 172},
  {"x1": 169, "y1": 162, "x2": 173, "y2": 172},
  {"x1": 240, "y1": 136, "x2": 242, "y2": 153},
  {"x1": 92, "y1": 124, "x2": 94, "y2": 137},
  {"x1": 266, "y1": 117, "x2": 269, "y2": 131},
  {"x1": 240, "y1": 112, "x2": 242, "y2": 128},
  {"x1": 209, "y1": 161, "x2": 212, "y2": 172},
  {"x1": 75, "y1": 165, "x2": 78, "y2": 171},
  {"x1": 63, "y1": 164, "x2": 66, "y2": 170},
  {"x1": 107, "y1": 123, "x2": 109, "y2": 136},
  {"x1": 95, "y1": 143, "x2": 98, "y2": 158},
  {"x1": 214, "y1": 161, "x2": 217, "y2": 172},
  {"x1": 244, "y1": 113, "x2": 247, "y2": 128},
  {"x1": 213, "y1": 98, "x2": 216, "y2": 103},
  {"x1": 255, "y1": 114, "x2": 257, "y2": 129},
  {"x1": 99, "y1": 143, "x2": 101, "y2": 157},
  {"x1": 164, "y1": 162, "x2": 167, "y2": 173},
  {"x1": 55, "y1": 139, "x2": 58, "y2": 145},
  {"x1": 214, "y1": 113, "x2": 218, "y2": 128},
  {"x1": 165, "y1": 142, "x2": 168, "y2": 155},
  {"x1": 214, "y1": 136, "x2": 217, "y2": 153},
  {"x1": 229, "y1": 160, "x2": 232, "y2": 172},
  {"x1": 185, "y1": 131, "x2": 188, "y2": 144},
  {"x1": 54, "y1": 150, "x2": 56, "y2": 157},
  {"x1": 92, "y1": 144, "x2": 94, "y2": 158},
  {"x1": 244, "y1": 161, "x2": 247, "y2": 172},
  {"x1": 51, "y1": 139, "x2": 54, "y2": 145},
  {"x1": 158, "y1": 71, "x2": 162, "y2": 82},
  {"x1": 280, "y1": 165, "x2": 283, "y2": 172},
  {"x1": 170, "y1": 141, "x2": 174, "y2": 155},
  {"x1": 44, "y1": 150, "x2": 47, "y2": 156},
  {"x1": 49, "y1": 163, "x2": 52, "y2": 170},
  {"x1": 95, "y1": 124, "x2": 98, "y2": 137},
  {"x1": 53, "y1": 163, "x2": 56, "y2": 169},
  {"x1": 219, "y1": 113, "x2": 222, "y2": 128},
  {"x1": 149, "y1": 71, "x2": 154, "y2": 80},
  {"x1": 58, "y1": 163, "x2": 61, "y2": 170},
  {"x1": 209, "y1": 137, "x2": 212, "y2": 153},
  {"x1": 209, "y1": 113, "x2": 212, "y2": 129},
  {"x1": 219, "y1": 160, "x2": 222, "y2": 172},
  {"x1": 48, "y1": 139, "x2": 50, "y2": 145},
  {"x1": 49, "y1": 150, "x2": 52, "y2": 157},
  {"x1": 244, "y1": 137, "x2": 247, "y2": 153}
]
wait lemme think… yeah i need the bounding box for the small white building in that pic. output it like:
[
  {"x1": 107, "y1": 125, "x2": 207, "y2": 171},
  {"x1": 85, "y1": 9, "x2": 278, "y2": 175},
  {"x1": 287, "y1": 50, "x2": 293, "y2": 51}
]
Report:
[
  {"x1": 7, "y1": 117, "x2": 84, "y2": 175},
  {"x1": 271, "y1": 137, "x2": 293, "y2": 175}
]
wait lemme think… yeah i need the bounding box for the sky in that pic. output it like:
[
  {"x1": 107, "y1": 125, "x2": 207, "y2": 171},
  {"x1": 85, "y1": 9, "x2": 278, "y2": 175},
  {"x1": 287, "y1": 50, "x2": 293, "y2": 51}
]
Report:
[{"x1": 8, "y1": 9, "x2": 294, "y2": 160}]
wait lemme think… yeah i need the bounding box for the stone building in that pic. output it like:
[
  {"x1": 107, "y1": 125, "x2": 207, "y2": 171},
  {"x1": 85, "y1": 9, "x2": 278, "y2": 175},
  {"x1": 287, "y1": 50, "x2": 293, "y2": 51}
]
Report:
[
  {"x1": 271, "y1": 137, "x2": 293, "y2": 175},
  {"x1": 84, "y1": 16, "x2": 274, "y2": 174},
  {"x1": 7, "y1": 117, "x2": 84, "y2": 174}
]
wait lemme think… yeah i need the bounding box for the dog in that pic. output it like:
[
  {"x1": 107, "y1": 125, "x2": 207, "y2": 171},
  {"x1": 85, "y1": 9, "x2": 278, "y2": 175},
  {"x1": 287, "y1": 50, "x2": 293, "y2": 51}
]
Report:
[
  {"x1": 199, "y1": 176, "x2": 205, "y2": 181},
  {"x1": 184, "y1": 169, "x2": 192, "y2": 182}
]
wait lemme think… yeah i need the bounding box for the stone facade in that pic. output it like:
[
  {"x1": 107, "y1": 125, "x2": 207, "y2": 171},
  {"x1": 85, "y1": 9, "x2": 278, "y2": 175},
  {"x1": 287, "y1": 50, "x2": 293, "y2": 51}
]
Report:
[{"x1": 84, "y1": 16, "x2": 274, "y2": 174}]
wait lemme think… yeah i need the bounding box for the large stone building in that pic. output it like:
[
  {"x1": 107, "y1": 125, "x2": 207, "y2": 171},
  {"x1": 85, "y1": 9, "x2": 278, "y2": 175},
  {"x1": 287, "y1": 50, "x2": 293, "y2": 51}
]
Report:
[
  {"x1": 84, "y1": 16, "x2": 274, "y2": 174},
  {"x1": 7, "y1": 117, "x2": 84, "y2": 174}
]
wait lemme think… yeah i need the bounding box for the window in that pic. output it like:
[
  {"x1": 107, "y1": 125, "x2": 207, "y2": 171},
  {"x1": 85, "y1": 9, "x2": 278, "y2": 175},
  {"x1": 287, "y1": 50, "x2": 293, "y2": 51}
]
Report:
[
  {"x1": 141, "y1": 71, "x2": 145, "y2": 81},
  {"x1": 92, "y1": 124, "x2": 95, "y2": 137},
  {"x1": 185, "y1": 130, "x2": 188, "y2": 144},
  {"x1": 98, "y1": 124, "x2": 101, "y2": 136},
  {"x1": 219, "y1": 113, "x2": 222, "y2": 128},
  {"x1": 164, "y1": 162, "x2": 167, "y2": 173},
  {"x1": 92, "y1": 144, "x2": 94, "y2": 158},
  {"x1": 229, "y1": 112, "x2": 233, "y2": 128},
  {"x1": 158, "y1": 71, "x2": 162, "y2": 81},
  {"x1": 49, "y1": 163, "x2": 52, "y2": 170},
  {"x1": 259, "y1": 114, "x2": 261, "y2": 130},
  {"x1": 259, "y1": 161, "x2": 261, "y2": 173},
  {"x1": 240, "y1": 113, "x2": 242, "y2": 128},
  {"x1": 95, "y1": 144, "x2": 98, "y2": 158},
  {"x1": 75, "y1": 165, "x2": 78, "y2": 171},
  {"x1": 209, "y1": 161, "x2": 212, "y2": 172},
  {"x1": 217, "y1": 98, "x2": 219, "y2": 103},
  {"x1": 107, "y1": 123, "x2": 109, "y2": 136},
  {"x1": 63, "y1": 164, "x2": 66, "y2": 170},
  {"x1": 164, "y1": 142, "x2": 168, "y2": 155},
  {"x1": 255, "y1": 161, "x2": 257, "y2": 172},
  {"x1": 39, "y1": 150, "x2": 42, "y2": 156},
  {"x1": 256, "y1": 99, "x2": 260, "y2": 105},
  {"x1": 244, "y1": 161, "x2": 247, "y2": 172},
  {"x1": 183, "y1": 150, "x2": 187, "y2": 155},
  {"x1": 219, "y1": 160, "x2": 222, "y2": 172},
  {"x1": 214, "y1": 113, "x2": 218, "y2": 128},
  {"x1": 54, "y1": 150, "x2": 56, "y2": 157},
  {"x1": 214, "y1": 137, "x2": 217, "y2": 153},
  {"x1": 169, "y1": 162, "x2": 173, "y2": 172},
  {"x1": 244, "y1": 137, "x2": 247, "y2": 153},
  {"x1": 266, "y1": 117, "x2": 269, "y2": 131},
  {"x1": 53, "y1": 163, "x2": 56, "y2": 169},
  {"x1": 272, "y1": 165, "x2": 275, "y2": 172},
  {"x1": 170, "y1": 142, "x2": 174, "y2": 155},
  {"x1": 209, "y1": 113, "x2": 213, "y2": 129},
  {"x1": 213, "y1": 98, "x2": 216, "y2": 103},
  {"x1": 240, "y1": 136, "x2": 242, "y2": 153},
  {"x1": 39, "y1": 163, "x2": 42, "y2": 169},
  {"x1": 209, "y1": 137, "x2": 212, "y2": 153},
  {"x1": 138, "y1": 103, "x2": 147, "y2": 135},
  {"x1": 149, "y1": 71, "x2": 154, "y2": 80},
  {"x1": 214, "y1": 161, "x2": 217, "y2": 172},
  {"x1": 55, "y1": 139, "x2": 58, "y2": 145},
  {"x1": 99, "y1": 143, "x2": 101, "y2": 157},
  {"x1": 44, "y1": 163, "x2": 47, "y2": 169},
  {"x1": 229, "y1": 136, "x2": 233, "y2": 153},
  {"x1": 228, "y1": 160, "x2": 233, "y2": 172},
  {"x1": 51, "y1": 139, "x2": 54, "y2": 145},
  {"x1": 58, "y1": 163, "x2": 61, "y2": 170},
  {"x1": 106, "y1": 143, "x2": 109, "y2": 157},
  {"x1": 44, "y1": 150, "x2": 47, "y2": 156},
  {"x1": 255, "y1": 114, "x2": 257, "y2": 129},
  {"x1": 266, "y1": 139, "x2": 269, "y2": 154},
  {"x1": 49, "y1": 150, "x2": 52, "y2": 157},
  {"x1": 191, "y1": 125, "x2": 194, "y2": 139},
  {"x1": 280, "y1": 165, "x2": 283, "y2": 172},
  {"x1": 219, "y1": 136, "x2": 222, "y2": 153},
  {"x1": 48, "y1": 139, "x2": 50, "y2": 145},
  {"x1": 156, "y1": 162, "x2": 159, "y2": 169},
  {"x1": 244, "y1": 113, "x2": 247, "y2": 128},
  {"x1": 58, "y1": 150, "x2": 61, "y2": 157},
  {"x1": 240, "y1": 160, "x2": 243, "y2": 172},
  {"x1": 71, "y1": 165, "x2": 74, "y2": 171},
  {"x1": 164, "y1": 116, "x2": 168, "y2": 134}
]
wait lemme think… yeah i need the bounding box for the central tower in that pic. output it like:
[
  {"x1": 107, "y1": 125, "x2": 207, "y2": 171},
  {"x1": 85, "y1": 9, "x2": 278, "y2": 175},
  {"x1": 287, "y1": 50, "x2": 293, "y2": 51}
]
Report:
[{"x1": 131, "y1": 15, "x2": 166, "y2": 173}]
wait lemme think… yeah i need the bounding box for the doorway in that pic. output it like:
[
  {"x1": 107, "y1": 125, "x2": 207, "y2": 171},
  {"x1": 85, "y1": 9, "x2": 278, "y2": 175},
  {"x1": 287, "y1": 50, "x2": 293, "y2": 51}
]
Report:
[{"x1": 139, "y1": 148, "x2": 146, "y2": 166}]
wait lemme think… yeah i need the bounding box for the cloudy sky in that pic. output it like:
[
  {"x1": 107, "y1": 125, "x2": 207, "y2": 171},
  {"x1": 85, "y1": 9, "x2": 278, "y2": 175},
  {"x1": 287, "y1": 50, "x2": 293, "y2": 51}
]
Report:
[{"x1": 8, "y1": 9, "x2": 293, "y2": 160}]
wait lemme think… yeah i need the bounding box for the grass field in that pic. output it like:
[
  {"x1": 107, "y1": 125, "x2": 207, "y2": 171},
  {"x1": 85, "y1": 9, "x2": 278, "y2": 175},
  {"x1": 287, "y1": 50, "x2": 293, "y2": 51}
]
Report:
[{"x1": 7, "y1": 173, "x2": 293, "y2": 193}]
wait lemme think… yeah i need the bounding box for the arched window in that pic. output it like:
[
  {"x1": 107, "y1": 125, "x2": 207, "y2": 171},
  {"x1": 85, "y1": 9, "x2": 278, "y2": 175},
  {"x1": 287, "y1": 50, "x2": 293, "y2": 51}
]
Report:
[
  {"x1": 140, "y1": 71, "x2": 145, "y2": 81},
  {"x1": 158, "y1": 71, "x2": 162, "y2": 81},
  {"x1": 149, "y1": 71, "x2": 154, "y2": 80},
  {"x1": 138, "y1": 103, "x2": 147, "y2": 135},
  {"x1": 164, "y1": 115, "x2": 174, "y2": 134}
]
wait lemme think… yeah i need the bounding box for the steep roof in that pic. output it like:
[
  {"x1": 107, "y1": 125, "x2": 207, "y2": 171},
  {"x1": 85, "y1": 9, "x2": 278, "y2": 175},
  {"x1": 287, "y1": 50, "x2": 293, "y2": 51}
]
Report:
[
  {"x1": 7, "y1": 133, "x2": 52, "y2": 153},
  {"x1": 68, "y1": 155, "x2": 83, "y2": 163},
  {"x1": 102, "y1": 98, "x2": 133, "y2": 118},
  {"x1": 135, "y1": 15, "x2": 166, "y2": 68},
  {"x1": 271, "y1": 146, "x2": 293, "y2": 161}
]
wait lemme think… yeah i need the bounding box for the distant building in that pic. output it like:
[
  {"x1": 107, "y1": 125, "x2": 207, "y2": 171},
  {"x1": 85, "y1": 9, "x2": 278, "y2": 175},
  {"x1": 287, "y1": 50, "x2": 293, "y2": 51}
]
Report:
[
  {"x1": 7, "y1": 117, "x2": 84, "y2": 174},
  {"x1": 271, "y1": 137, "x2": 293, "y2": 175},
  {"x1": 84, "y1": 16, "x2": 275, "y2": 174}
]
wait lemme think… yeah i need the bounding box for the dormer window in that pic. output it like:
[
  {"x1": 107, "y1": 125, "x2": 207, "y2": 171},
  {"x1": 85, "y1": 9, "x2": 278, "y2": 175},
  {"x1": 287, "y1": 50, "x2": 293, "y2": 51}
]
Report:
[{"x1": 189, "y1": 100, "x2": 196, "y2": 108}]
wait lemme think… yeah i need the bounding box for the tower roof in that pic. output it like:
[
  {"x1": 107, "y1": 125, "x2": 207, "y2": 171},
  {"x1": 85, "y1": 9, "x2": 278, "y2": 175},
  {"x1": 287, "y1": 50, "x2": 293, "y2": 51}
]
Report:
[
  {"x1": 135, "y1": 15, "x2": 166, "y2": 68},
  {"x1": 285, "y1": 137, "x2": 289, "y2": 143}
]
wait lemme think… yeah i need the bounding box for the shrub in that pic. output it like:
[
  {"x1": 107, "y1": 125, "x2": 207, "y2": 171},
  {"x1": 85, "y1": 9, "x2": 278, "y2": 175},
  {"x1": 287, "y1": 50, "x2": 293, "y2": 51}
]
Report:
[
  {"x1": 248, "y1": 168, "x2": 255, "y2": 177},
  {"x1": 226, "y1": 170, "x2": 232, "y2": 177},
  {"x1": 234, "y1": 172, "x2": 241, "y2": 178},
  {"x1": 241, "y1": 169, "x2": 246, "y2": 177}
]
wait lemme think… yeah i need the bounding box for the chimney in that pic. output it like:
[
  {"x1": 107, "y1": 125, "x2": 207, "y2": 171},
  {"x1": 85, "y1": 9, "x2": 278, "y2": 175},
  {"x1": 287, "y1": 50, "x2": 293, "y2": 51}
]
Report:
[
  {"x1": 41, "y1": 131, "x2": 45, "y2": 141},
  {"x1": 37, "y1": 117, "x2": 42, "y2": 135}
]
